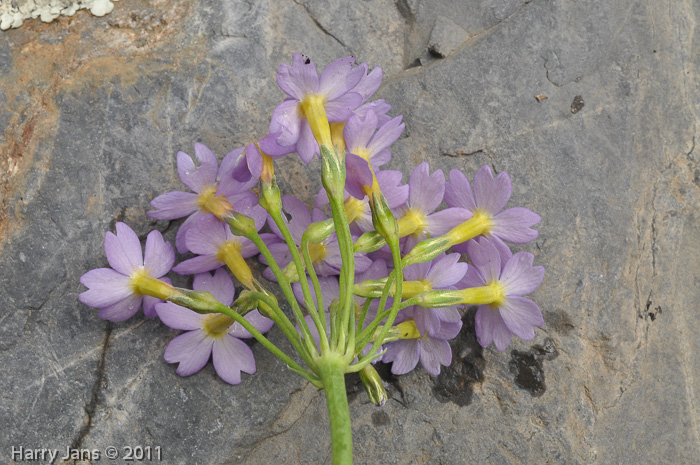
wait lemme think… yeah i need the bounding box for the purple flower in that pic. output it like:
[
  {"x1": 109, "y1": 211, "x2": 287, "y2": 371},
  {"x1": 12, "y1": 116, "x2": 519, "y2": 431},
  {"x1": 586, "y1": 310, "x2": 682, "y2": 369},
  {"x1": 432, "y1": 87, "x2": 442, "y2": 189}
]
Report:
[
  {"x1": 403, "y1": 254, "x2": 466, "y2": 335},
  {"x1": 259, "y1": 54, "x2": 365, "y2": 163},
  {"x1": 459, "y1": 237, "x2": 544, "y2": 351},
  {"x1": 79, "y1": 222, "x2": 174, "y2": 322},
  {"x1": 398, "y1": 162, "x2": 472, "y2": 250},
  {"x1": 382, "y1": 309, "x2": 462, "y2": 375},
  {"x1": 156, "y1": 269, "x2": 273, "y2": 385},
  {"x1": 444, "y1": 165, "x2": 541, "y2": 255},
  {"x1": 345, "y1": 110, "x2": 404, "y2": 169},
  {"x1": 148, "y1": 143, "x2": 257, "y2": 253},
  {"x1": 172, "y1": 215, "x2": 262, "y2": 275},
  {"x1": 343, "y1": 110, "x2": 405, "y2": 199},
  {"x1": 231, "y1": 143, "x2": 266, "y2": 183}
]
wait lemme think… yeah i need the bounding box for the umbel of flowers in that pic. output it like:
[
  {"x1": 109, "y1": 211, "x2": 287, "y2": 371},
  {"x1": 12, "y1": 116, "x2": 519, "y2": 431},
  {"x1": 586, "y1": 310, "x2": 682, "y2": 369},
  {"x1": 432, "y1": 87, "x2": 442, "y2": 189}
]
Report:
[{"x1": 79, "y1": 54, "x2": 543, "y2": 465}]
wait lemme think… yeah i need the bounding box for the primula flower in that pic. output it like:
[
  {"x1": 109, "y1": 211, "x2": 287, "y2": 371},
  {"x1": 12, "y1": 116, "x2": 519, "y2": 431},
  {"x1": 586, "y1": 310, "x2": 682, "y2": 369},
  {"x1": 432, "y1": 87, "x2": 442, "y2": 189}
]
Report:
[
  {"x1": 343, "y1": 110, "x2": 405, "y2": 199},
  {"x1": 259, "y1": 54, "x2": 366, "y2": 163},
  {"x1": 148, "y1": 143, "x2": 257, "y2": 253},
  {"x1": 397, "y1": 162, "x2": 472, "y2": 250},
  {"x1": 458, "y1": 237, "x2": 544, "y2": 351},
  {"x1": 173, "y1": 215, "x2": 263, "y2": 277},
  {"x1": 79, "y1": 222, "x2": 174, "y2": 322},
  {"x1": 444, "y1": 165, "x2": 541, "y2": 255},
  {"x1": 402, "y1": 254, "x2": 467, "y2": 335},
  {"x1": 156, "y1": 269, "x2": 273, "y2": 385},
  {"x1": 382, "y1": 308, "x2": 462, "y2": 376}
]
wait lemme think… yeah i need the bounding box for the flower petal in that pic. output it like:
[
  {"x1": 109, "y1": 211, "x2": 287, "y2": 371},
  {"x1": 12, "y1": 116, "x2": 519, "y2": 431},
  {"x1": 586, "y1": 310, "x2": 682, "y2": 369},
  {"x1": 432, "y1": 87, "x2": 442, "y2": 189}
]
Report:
[
  {"x1": 173, "y1": 254, "x2": 222, "y2": 275},
  {"x1": 147, "y1": 191, "x2": 199, "y2": 220},
  {"x1": 498, "y1": 296, "x2": 543, "y2": 340},
  {"x1": 383, "y1": 339, "x2": 420, "y2": 375},
  {"x1": 175, "y1": 211, "x2": 203, "y2": 254},
  {"x1": 473, "y1": 165, "x2": 511, "y2": 214},
  {"x1": 319, "y1": 56, "x2": 358, "y2": 100},
  {"x1": 350, "y1": 65, "x2": 382, "y2": 101},
  {"x1": 268, "y1": 99, "x2": 303, "y2": 148},
  {"x1": 156, "y1": 302, "x2": 204, "y2": 330},
  {"x1": 491, "y1": 207, "x2": 541, "y2": 243},
  {"x1": 408, "y1": 162, "x2": 444, "y2": 214},
  {"x1": 344, "y1": 111, "x2": 378, "y2": 154},
  {"x1": 217, "y1": 146, "x2": 248, "y2": 194},
  {"x1": 97, "y1": 294, "x2": 143, "y2": 322},
  {"x1": 230, "y1": 309, "x2": 275, "y2": 339},
  {"x1": 185, "y1": 216, "x2": 226, "y2": 255},
  {"x1": 426, "y1": 207, "x2": 472, "y2": 237},
  {"x1": 212, "y1": 335, "x2": 255, "y2": 384},
  {"x1": 282, "y1": 195, "x2": 311, "y2": 243},
  {"x1": 345, "y1": 153, "x2": 373, "y2": 200},
  {"x1": 325, "y1": 92, "x2": 363, "y2": 122},
  {"x1": 366, "y1": 115, "x2": 404, "y2": 157},
  {"x1": 277, "y1": 53, "x2": 319, "y2": 100},
  {"x1": 143, "y1": 230, "x2": 175, "y2": 278},
  {"x1": 466, "y1": 237, "x2": 502, "y2": 283},
  {"x1": 164, "y1": 330, "x2": 214, "y2": 376},
  {"x1": 105, "y1": 223, "x2": 143, "y2": 275},
  {"x1": 193, "y1": 268, "x2": 235, "y2": 306},
  {"x1": 414, "y1": 307, "x2": 441, "y2": 336},
  {"x1": 296, "y1": 120, "x2": 319, "y2": 163},
  {"x1": 499, "y1": 252, "x2": 544, "y2": 296},
  {"x1": 444, "y1": 169, "x2": 476, "y2": 210},
  {"x1": 79, "y1": 268, "x2": 133, "y2": 308},
  {"x1": 425, "y1": 253, "x2": 468, "y2": 288},
  {"x1": 475, "y1": 305, "x2": 511, "y2": 351},
  {"x1": 419, "y1": 337, "x2": 451, "y2": 375}
]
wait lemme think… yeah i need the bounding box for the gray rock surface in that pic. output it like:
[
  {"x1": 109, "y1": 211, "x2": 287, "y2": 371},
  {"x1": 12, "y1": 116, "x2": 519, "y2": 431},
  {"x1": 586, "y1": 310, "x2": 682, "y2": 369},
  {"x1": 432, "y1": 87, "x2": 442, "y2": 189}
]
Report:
[{"x1": 1, "y1": 0, "x2": 699, "y2": 464}]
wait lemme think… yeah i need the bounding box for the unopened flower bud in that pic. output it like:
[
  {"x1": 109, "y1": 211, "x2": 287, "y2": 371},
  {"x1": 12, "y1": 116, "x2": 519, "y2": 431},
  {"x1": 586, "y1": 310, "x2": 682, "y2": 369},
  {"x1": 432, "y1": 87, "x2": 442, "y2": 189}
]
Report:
[
  {"x1": 321, "y1": 145, "x2": 346, "y2": 201},
  {"x1": 401, "y1": 235, "x2": 451, "y2": 267},
  {"x1": 259, "y1": 177, "x2": 283, "y2": 214},
  {"x1": 353, "y1": 231, "x2": 386, "y2": 254},
  {"x1": 234, "y1": 290, "x2": 261, "y2": 316},
  {"x1": 224, "y1": 211, "x2": 257, "y2": 238},
  {"x1": 169, "y1": 289, "x2": 229, "y2": 314},
  {"x1": 304, "y1": 219, "x2": 335, "y2": 244},
  {"x1": 359, "y1": 364, "x2": 387, "y2": 407},
  {"x1": 371, "y1": 192, "x2": 398, "y2": 246}
]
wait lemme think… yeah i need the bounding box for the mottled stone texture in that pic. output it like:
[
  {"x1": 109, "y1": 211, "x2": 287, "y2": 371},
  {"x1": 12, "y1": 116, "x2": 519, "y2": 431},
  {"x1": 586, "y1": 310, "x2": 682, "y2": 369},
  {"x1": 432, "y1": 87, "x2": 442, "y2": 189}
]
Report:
[{"x1": 1, "y1": 0, "x2": 699, "y2": 464}]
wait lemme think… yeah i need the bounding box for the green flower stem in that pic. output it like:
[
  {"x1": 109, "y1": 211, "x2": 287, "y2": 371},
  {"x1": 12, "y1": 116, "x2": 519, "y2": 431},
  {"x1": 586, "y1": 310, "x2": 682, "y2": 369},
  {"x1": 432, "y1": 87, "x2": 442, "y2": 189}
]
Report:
[
  {"x1": 349, "y1": 238, "x2": 403, "y2": 373},
  {"x1": 268, "y1": 208, "x2": 319, "y2": 316},
  {"x1": 302, "y1": 233, "x2": 330, "y2": 352},
  {"x1": 326, "y1": 190, "x2": 356, "y2": 358},
  {"x1": 245, "y1": 229, "x2": 318, "y2": 363},
  {"x1": 317, "y1": 354, "x2": 353, "y2": 465},
  {"x1": 242, "y1": 290, "x2": 316, "y2": 367},
  {"x1": 268, "y1": 209, "x2": 328, "y2": 352},
  {"x1": 353, "y1": 270, "x2": 396, "y2": 355},
  {"x1": 356, "y1": 297, "x2": 375, "y2": 337}
]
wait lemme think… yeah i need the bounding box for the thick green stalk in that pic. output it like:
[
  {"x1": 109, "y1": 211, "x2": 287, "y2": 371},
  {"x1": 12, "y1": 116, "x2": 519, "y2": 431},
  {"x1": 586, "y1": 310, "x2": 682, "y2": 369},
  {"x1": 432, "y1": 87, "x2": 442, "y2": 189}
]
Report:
[{"x1": 318, "y1": 355, "x2": 353, "y2": 465}]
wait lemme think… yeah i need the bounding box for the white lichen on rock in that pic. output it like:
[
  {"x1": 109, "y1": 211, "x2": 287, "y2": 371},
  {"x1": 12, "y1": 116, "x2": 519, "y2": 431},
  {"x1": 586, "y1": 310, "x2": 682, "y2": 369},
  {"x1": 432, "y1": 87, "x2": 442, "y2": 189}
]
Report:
[{"x1": 0, "y1": 0, "x2": 117, "y2": 30}]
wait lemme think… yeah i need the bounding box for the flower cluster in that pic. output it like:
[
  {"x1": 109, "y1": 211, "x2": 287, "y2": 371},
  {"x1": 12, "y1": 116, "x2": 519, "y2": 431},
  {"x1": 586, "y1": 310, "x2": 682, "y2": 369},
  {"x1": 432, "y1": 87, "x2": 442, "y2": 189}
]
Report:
[{"x1": 78, "y1": 53, "x2": 544, "y2": 390}]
